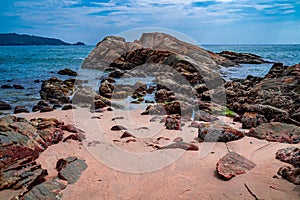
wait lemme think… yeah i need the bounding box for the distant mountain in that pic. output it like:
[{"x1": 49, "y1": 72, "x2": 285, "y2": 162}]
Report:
[{"x1": 0, "y1": 33, "x2": 85, "y2": 46}]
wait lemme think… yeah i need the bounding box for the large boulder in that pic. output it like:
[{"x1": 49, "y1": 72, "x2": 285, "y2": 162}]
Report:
[{"x1": 216, "y1": 152, "x2": 256, "y2": 180}]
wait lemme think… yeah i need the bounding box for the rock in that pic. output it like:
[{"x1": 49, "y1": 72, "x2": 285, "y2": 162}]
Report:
[
  {"x1": 20, "y1": 179, "x2": 66, "y2": 200},
  {"x1": 13, "y1": 84, "x2": 24, "y2": 89},
  {"x1": 247, "y1": 122, "x2": 300, "y2": 144},
  {"x1": 120, "y1": 131, "x2": 135, "y2": 139},
  {"x1": 62, "y1": 104, "x2": 76, "y2": 110},
  {"x1": 216, "y1": 152, "x2": 256, "y2": 180},
  {"x1": 37, "y1": 100, "x2": 49, "y2": 107},
  {"x1": 109, "y1": 68, "x2": 124, "y2": 78},
  {"x1": 155, "y1": 89, "x2": 175, "y2": 103},
  {"x1": 194, "y1": 111, "x2": 214, "y2": 122},
  {"x1": 57, "y1": 68, "x2": 78, "y2": 76},
  {"x1": 0, "y1": 157, "x2": 48, "y2": 190},
  {"x1": 40, "y1": 106, "x2": 54, "y2": 113},
  {"x1": 32, "y1": 105, "x2": 44, "y2": 112},
  {"x1": 217, "y1": 51, "x2": 270, "y2": 64},
  {"x1": 275, "y1": 147, "x2": 300, "y2": 168},
  {"x1": 277, "y1": 165, "x2": 300, "y2": 185},
  {"x1": 56, "y1": 157, "x2": 88, "y2": 184},
  {"x1": 198, "y1": 121, "x2": 244, "y2": 142},
  {"x1": 165, "y1": 115, "x2": 181, "y2": 130},
  {"x1": 60, "y1": 124, "x2": 84, "y2": 134},
  {"x1": 241, "y1": 112, "x2": 268, "y2": 129},
  {"x1": 99, "y1": 80, "x2": 114, "y2": 98},
  {"x1": 14, "y1": 106, "x2": 29, "y2": 114},
  {"x1": 1, "y1": 84, "x2": 12, "y2": 89},
  {"x1": 40, "y1": 77, "x2": 74, "y2": 103},
  {"x1": 111, "y1": 125, "x2": 127, "y2": 131},
  {"x1": 158, "y1": 142, "x2": 199, "y2": 151},
  {"x1": 0, "y1": 100, "x2": 11, "y2": 110},
  {"x1": 63, "y1": 132, "x2": 85, "y2": 142}
]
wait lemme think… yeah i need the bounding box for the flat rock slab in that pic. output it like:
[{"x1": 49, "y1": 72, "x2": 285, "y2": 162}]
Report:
[
  {"x1": 216, "y1": 152, "x2": 256, "y2": 180},
  {"x1": 57, "y1": 157, "x2": 88, "y2": 184},
  {"x1": 276, "y1": 147, "x2": 300, "y2": 168},
  {"x1": 20, "y1": 179, "x2": 66, "y2": 200},
  {"x1": 247, "y1": 122, "x2": 300, "y2": 144},
  {"x1": 198, "y1": 121, "x2": 244, "y2": 142}
]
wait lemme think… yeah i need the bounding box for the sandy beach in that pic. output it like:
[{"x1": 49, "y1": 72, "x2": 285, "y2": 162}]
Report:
[{"x1": 0, "y1": 108, "x2": 296, "y2": 199}]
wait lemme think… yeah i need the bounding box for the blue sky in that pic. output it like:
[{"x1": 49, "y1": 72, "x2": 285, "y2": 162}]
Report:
[{"x1": 0, "y1": 0, "x2": 299, "y2": 44}]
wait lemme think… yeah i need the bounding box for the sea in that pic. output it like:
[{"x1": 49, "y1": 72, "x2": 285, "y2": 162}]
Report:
[{"x1": 0, "y1": 44, "x2": 299, "y2": 113}]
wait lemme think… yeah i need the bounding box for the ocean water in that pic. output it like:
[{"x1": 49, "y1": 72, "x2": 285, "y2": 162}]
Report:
[{"x1": 0, "y1": 44, "x2": 299, "y2": 113}]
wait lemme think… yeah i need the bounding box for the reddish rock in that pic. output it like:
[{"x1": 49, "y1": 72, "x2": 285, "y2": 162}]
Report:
[
  {"x1": 216, "y1": 152, "x2": 256, "y2": 180},
  {"x1": 241, "y1": 112, "x2": 268, "y2": 129},
  {"x1": 275, "y1": 147, "x2": 300, "y2": 168},
  {"x1": 247, "y1": 122, "x2": 300, "y2": 144},
  {"x1": 165, "y1": 115, "x2": 181, "y2": 130},
  {"x1": 158, "y1": 142, "x2": 199, "y2": 151},
  {"x1": 277, "y1": 165, "x2": 300, "y2": 185},
  {"x1": 198, "y1": 121, "x2": 244, "y2": 142}
]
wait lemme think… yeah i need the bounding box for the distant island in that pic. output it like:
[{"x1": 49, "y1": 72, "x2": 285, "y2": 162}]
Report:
[{"x1": 0, "y1": 33, "x2": 85, "y2": 46}]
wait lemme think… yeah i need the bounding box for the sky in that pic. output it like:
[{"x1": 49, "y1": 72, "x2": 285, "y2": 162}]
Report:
[{"x1": 0, "y1": 0, "x2": 300, "y2": 45}]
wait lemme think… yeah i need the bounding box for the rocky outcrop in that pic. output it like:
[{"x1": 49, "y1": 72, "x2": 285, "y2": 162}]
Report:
[
  {"x1": 39, "y1": 77, "x2": 74, "y2": 104},
  {"x1": 247, "y1": 122, "x2": 300, "y2": 144},
  {"x1": 198, "y1": 121, "x2": 244, "y2": 142},
  {"x1": 216, "y1": 152, "x2": 256, "y2": 180},
  {"x1": 217, "y1": 51, "x2": 271, "y2": 64},
  {"x1": 276, "y1": 147, "x2": 299, "y2": 167},
  {"x1": 58, "y1": 68, "x2": 78, "y2": 76},
  {"x1": 225, "y1": 63, "x2": 300, "y2": 126}
]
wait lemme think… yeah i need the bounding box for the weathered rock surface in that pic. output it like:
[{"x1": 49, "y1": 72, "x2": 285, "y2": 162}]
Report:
[
  {"x1": 164, "y1": 115, "x2": 181, "y2": 130},
  {"x1": 198, "y1": 121, "x2": 244, "y2": 142},
  {"x1": 275, "y1": 147, "x2": 300, "y2": 168},
  {"x1": 216, "y1": 152, "x2": 256, "y2": 180},
  {"x1": 39, "y1": 77, "x2": 74, "y2": 104},
  {"x1": 56, "y1": 157, "x2": 88, "y2": 184},
  {"x1": 58, "y1": 68, "x2": 78, "y2": 76},
  {"x1": 247, "y1": 122, "x2": 300, "y2": 144},
  {"x1": 241, "y1": 112, "x2": 268, "y2": 129},
  {"x1": 277, "y1": 165, "x2": 300, "y2": 185}
]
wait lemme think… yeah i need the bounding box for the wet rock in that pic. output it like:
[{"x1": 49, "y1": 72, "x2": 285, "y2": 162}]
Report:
[
  {"x1": 277, "y1": 165, "x2": 300, "y2": 185},
  {"x1": 0, "y1": 100, "x2": 11, "y2": 110},
  {"x1": 14, "y1": 106, "x2": 29, "y2": 114},
  {"x1": 58, "y1": 68, "x2": 78, "y2": 76},
  {"x1": 275, "y1": 147, "x2": 300, "y2": 168},
  {"x1": 217, "y1": 51, "x2": 270, "y2": 64},
  {"x1": 40, "y1": 106, "x2": 54, "y2": 113},
  {"x1": 56, "y1": 157, "x2": 88, "y2": 184},
  {"x1": 62, "y1": 104, "x2": 76, "y2": 110},
  {"x1": 32, "y1": 105, "x2": 44, "y2": 112},
  {"x1": 241, "y1": 112, "x2": 268, "y2": 129},
  {"x1": 20, "y1": 179, "x2": 66, "y2": 200},
  {"x1": 40, "y1": 77, "x2": 73, "y2": 103},
  {"x1": 111, "y1": 125, "x2": 127, "y2": 131},
  {"x1": 216, "y1": 152, "x2": 256, "y2": 180},
  {"x1": 1, "y1": 84, "x2": 12, "y2": 89},
  {"x1": 198, "y1": 121, "x2": 244, "y2": 142},
  {"x1": 247, "y1": 122, "x2": 300, "y2": 144},
  {"x1": 37, "y1": 100, "x2": 49, "y2": 107},
  {"x1": 165, "y1": 115, "x2": 181, "y2": 130},
  {"x1": 109, "y1": 68, "x2": 124, "y2": 78},
  {"x1": 13, "y1": 84, "x2": 25, "y2": 89}
]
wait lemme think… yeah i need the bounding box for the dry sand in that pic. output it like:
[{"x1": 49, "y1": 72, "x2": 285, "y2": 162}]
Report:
[{"x1": 7, "y1": 108, "x2": 300, "y2": 199}]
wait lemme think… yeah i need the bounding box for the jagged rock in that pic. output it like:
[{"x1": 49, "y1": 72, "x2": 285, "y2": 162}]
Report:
[
  {"x1": 0, "y1": 157, "x2": 48, "y2": 190},
  {"x1": 241, "y1": 112, "x2": 268, "y2": 129},
  {"x1": 277, "y1": 165, "x2": 300, "y2": 185},
  {"x1": 40, "y1": 77, "x2": 74, "y2": 104},
  {"x1": 275, "y1": 147, "x2": 300, "y2": 168},
  {"x1": 164, "y1": 115, "x2": 181, "y2": 130},
  {"x1": 56, "y1": 157, "x2": 88, "y2": 184},
  {"x1": 217, "y1": 51, "x2": 270, "y2": 64},
  {"x1": 58, "y1": 68, "x2": 78, "y2": 76},
  {"x1": 247, "y1": 122, "x2": 300, "y2": 144},
  {"x1": 216, "y1": 152, "x2": 256, "y2": 180},
  {"x1": 14, "y1": 106, "x2": 29, "y2": 114},
  {"x1": 0, "y1": 100, "x2": 11, "y2": 110},
  {"x1": 19, "y1": 179, "x2": 66, "y2": 200},
  {"x1": 198, "y1": 121, "x2": 244, "y2": 142}
]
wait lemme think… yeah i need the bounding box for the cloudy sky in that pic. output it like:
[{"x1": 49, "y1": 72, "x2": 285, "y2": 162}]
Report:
[{"x1": 0, "y1": 0, "x2": 299, "y2": 45}]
